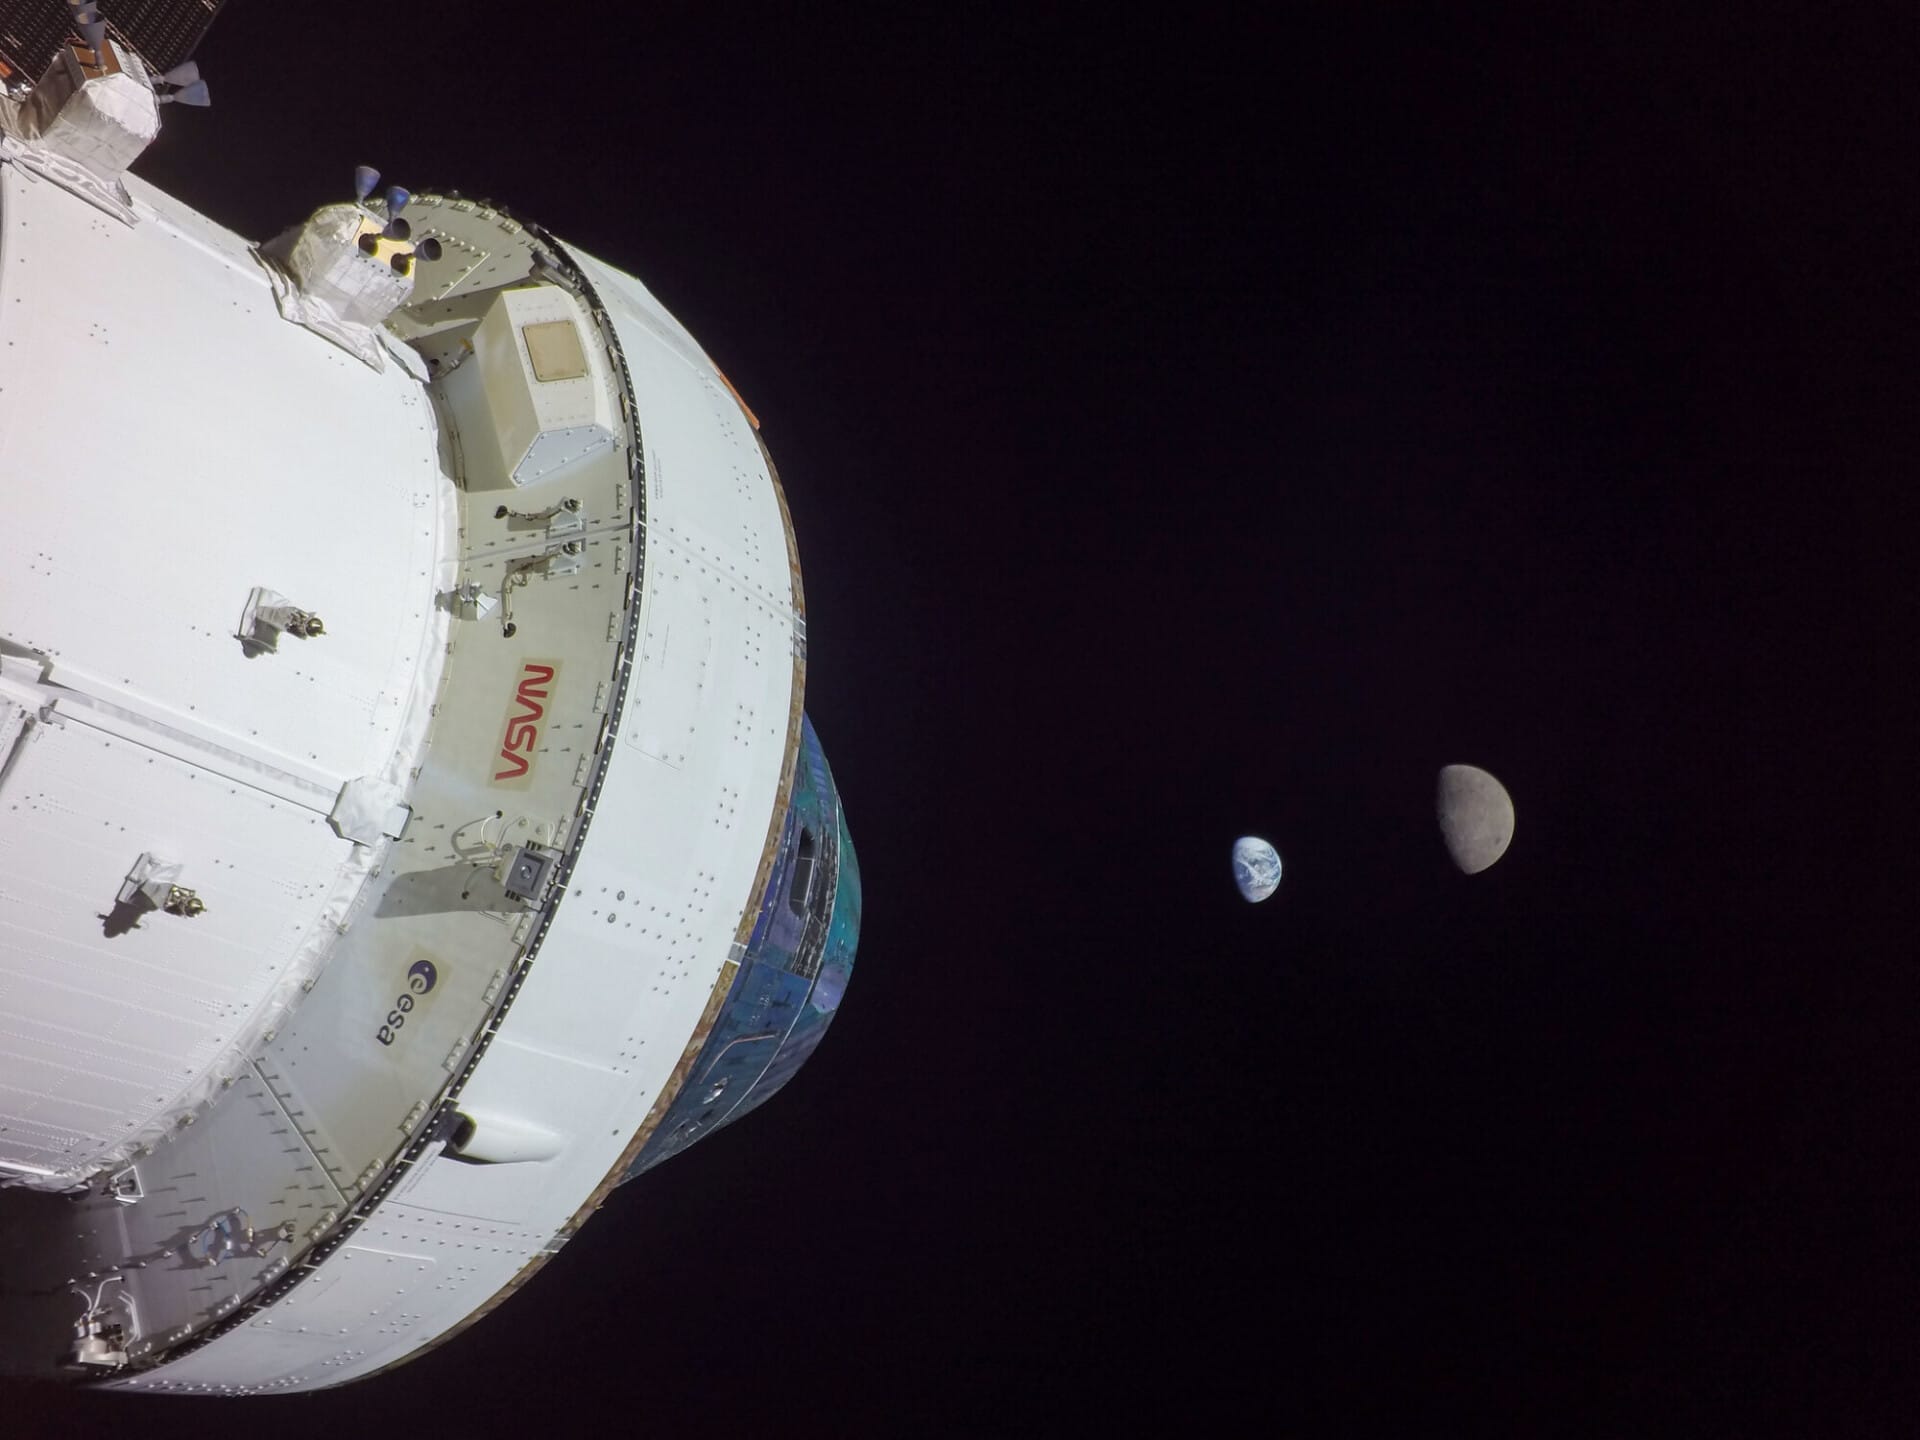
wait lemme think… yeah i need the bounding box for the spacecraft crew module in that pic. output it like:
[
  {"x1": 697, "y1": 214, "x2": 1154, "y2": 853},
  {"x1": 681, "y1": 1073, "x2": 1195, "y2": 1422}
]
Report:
[{"x1": 0, "y1": 18, "x2": 860, "y2": 1393}]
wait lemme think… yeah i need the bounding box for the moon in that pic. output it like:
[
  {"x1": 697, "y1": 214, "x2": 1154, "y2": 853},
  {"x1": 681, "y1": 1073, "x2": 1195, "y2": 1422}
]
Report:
[
  {"x1": 1232, "y1": 836, "x2": 1283, "y2": 902},
  {"x1": 1436, "y1": 765, "x2": 1515, "y2": 874}
]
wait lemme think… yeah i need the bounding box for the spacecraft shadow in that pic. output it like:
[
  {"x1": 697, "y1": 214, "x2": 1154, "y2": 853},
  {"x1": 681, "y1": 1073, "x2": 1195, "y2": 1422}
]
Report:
[{"x1": 372, "y1": 862, "x2": 509, "y2": 920}]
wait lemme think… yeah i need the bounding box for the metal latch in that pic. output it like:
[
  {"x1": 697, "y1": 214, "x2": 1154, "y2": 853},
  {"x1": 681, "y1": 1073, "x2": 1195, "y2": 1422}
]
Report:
[
  {"x1": 501, "y1": 843, "x2": 560, "y2": 907},
  {"x1": 239, "y1": 586, "x2": 325, "y2": 654},
  {"x1": 114, "y1": 853, "x2": 205, "y2": 927}
]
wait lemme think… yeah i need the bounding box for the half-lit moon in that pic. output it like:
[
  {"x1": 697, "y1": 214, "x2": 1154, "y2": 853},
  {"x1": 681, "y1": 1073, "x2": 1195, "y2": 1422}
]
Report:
[{"x1": 1436, "y1": 765, "x2": 1515, "y2": 874}]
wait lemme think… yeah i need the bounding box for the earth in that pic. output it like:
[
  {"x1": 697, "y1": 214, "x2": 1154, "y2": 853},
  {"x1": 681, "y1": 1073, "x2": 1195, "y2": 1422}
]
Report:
[{"x1": 1232, "y1": 836, "x2": 1282, "y2": 902}]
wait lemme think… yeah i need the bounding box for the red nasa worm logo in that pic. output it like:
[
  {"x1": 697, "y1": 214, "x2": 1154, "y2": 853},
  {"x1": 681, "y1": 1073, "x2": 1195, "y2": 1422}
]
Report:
[{"x1": 494, "y1": 660, "x2": 560, "y2": 785}]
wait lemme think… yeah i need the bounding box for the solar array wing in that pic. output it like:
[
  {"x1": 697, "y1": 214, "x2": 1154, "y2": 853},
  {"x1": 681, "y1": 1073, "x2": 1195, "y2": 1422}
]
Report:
[{"x1": 0, "y1": 0, "x2": 225, "y2": 86}]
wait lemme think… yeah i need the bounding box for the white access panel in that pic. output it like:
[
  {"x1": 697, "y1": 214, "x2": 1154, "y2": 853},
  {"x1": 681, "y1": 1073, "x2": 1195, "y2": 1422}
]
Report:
[
  {"x1": 0, "y1": 167, "x2": 450, "y2": 788},
  {"x1": 0, "y1": 163, "x2": 456, "y2": 1179},
  {"x1": 0, "y1": 719, "x2": 355, "y2": 1171}
]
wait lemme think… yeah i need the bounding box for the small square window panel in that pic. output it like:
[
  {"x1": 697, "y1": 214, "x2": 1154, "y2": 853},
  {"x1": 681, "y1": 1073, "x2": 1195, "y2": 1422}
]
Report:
[{"x1": 523, "y1": 320, "x2": 589, "y2": 382}]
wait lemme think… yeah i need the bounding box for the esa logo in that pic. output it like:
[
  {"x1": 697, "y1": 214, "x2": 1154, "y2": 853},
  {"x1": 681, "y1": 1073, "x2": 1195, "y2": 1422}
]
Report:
[
  {"x1": 494, "y1": 660, "x2": 559, "y2": 786},
  {"x1": 375, "y1": 957, "x2": 439, "y2": 1047}
]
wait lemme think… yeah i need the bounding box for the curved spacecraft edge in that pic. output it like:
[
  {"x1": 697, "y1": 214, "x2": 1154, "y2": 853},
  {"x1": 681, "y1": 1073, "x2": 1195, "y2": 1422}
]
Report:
[{"x1": 0, "y1": 33, "x2": 861, "y2": 1392}]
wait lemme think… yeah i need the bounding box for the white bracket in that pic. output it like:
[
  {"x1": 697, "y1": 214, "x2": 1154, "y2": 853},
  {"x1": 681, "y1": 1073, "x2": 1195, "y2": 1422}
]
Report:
[
  {"x1": 451, "y1": 581, "x2": 501, "y2": 621},
  {"x1": 107, "y1": 1164, "x2": 143, "y2": 1205},
  {"x1": 328, "y1": 776, "x2": 412, "y2": 847}
]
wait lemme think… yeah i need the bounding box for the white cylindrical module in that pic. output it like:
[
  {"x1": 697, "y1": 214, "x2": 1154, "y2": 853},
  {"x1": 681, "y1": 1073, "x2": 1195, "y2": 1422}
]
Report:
[{"x1": 0, "y1": 71, "x2": 859, "y2": 1391}]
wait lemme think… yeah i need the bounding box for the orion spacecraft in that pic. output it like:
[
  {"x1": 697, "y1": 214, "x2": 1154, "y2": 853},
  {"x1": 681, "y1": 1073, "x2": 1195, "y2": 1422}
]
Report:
[{"x1": 0, "y1": 0, "x2": 860, "y2": 1392}]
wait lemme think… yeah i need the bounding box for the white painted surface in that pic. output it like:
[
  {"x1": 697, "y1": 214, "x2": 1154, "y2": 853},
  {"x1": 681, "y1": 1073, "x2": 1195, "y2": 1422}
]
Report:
[
  {"x1": 0, "y1": 167, "x2": 454, "y2": 1179},
  {"x1": 88, "y1": 219, "x2": 806, "y2": 1390}
]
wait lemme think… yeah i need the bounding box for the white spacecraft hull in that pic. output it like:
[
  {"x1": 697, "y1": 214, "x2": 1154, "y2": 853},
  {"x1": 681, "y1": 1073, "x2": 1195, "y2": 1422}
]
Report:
[{"x1": 0, "y1": 52, "x2": 857, "y2": 1392}]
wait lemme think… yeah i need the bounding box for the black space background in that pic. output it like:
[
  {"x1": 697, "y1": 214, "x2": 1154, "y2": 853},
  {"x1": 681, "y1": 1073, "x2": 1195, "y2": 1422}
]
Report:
[{"x1": 5, "y1": 5, "x2": 1916, "y2": 1435}]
